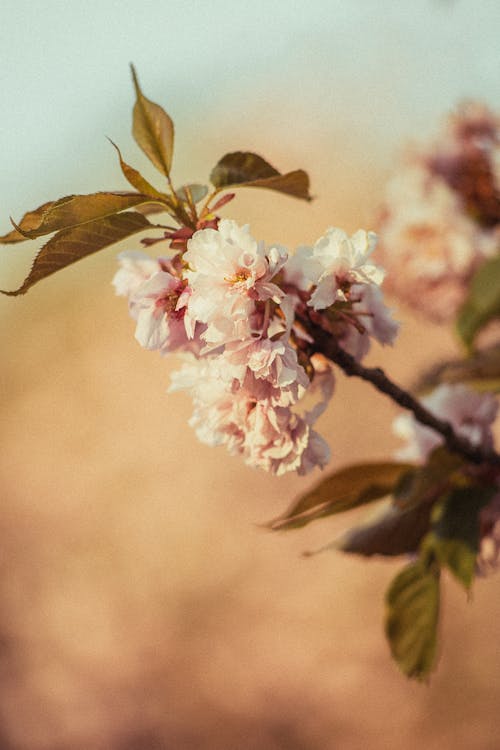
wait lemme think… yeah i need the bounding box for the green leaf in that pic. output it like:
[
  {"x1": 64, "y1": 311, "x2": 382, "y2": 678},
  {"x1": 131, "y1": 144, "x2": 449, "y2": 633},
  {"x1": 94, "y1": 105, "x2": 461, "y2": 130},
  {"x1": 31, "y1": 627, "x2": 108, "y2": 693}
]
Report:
[
  {"x1": 1, "y1": 211, "x2": 153, "y2": 296},
  {"x1": 268, "y1": 462, "x2": 414, "y2": 531},
  {"x1": 385, "y1": 559, "x2": 440, "y2": 680},
  {"x1": 210, "y1": 152, "x2": 312, "y2": 202},
  {"x1": 9, "y1": 192, "x2": 155, "y2": 240},
  {"x1": 394, "y1": 447, "x2": 464, "y2": 510},
  {"x1": 424, "y1": 536, "x2": 476, "y2": 590},
  {"x1": 425, "y1": 484, "x2": 496, "y2": 588},
  {"x1": 456, "y1": 255, "x2": 500, "y2": 349},
  {"x1": 107, "y1": 138, "x2": 170, "y2": 203},
  {"x1": 0, "y1": 201, "x2": 56, "y2": 243},
  {"x1": 334, "y1": 497, "x2": 434, "y2": 556},
  {"x1": 130, "y1": 64, "x2": 174, "y2": 177}
]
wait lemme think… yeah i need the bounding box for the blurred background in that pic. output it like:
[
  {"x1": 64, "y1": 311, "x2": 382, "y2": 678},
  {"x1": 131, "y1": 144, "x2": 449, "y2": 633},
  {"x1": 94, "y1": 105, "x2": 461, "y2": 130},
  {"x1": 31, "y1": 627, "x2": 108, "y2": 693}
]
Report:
[{"x1": 1, "y1": 1, "x2": 500, "y2": 748}]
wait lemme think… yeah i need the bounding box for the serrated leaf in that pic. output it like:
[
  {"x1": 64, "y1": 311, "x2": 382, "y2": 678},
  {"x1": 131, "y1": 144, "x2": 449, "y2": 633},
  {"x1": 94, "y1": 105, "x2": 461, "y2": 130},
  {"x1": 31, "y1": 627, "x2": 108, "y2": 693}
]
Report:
[
  {"x1": 0, "y1": 201, "x2": 57, "y2": 243},
  {"x1": 456, "y1": 255, "x2": 500, "y2": 349},
  {"x1": 268, "y1": 462, "x2": 413, "y2": 531},
  {"x1": 108, "y1": 138, "x2": 170, "y2": 202},
  {"x1": 130, "y1": 64, "x2": 174, "y2": 177},
  {"x1": 426, "y1": 484, "x2": 496, "y2": 588},
  {"x1": 385, "y1": 559, "x2": 440, "y2": 681},
  {"x1": 335, "y1": 498, "x2": 434, "y2": 556},
  {"x1": 210, "y1": 152, "x2": 312, "y2": 202},
  {"x1": 9, "y1": 192, "x2": 155, "y2": 240},
  {"x1": 1, "y1": 211, "x2": 152, "y2": 296}
]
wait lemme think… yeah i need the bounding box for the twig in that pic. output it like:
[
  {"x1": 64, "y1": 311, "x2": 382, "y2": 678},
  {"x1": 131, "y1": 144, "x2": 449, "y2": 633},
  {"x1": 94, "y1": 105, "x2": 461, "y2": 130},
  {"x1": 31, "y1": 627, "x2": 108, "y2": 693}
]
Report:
[{"x1": 303, "y1": 316, "x2": 500, "y2": 467}]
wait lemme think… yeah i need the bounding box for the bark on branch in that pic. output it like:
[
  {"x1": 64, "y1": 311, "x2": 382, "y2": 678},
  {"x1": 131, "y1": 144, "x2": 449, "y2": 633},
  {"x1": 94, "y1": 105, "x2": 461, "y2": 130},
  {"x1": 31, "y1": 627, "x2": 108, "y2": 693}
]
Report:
[{"x1": 303, "y1": 317, "x2": 500, "y2": 467}]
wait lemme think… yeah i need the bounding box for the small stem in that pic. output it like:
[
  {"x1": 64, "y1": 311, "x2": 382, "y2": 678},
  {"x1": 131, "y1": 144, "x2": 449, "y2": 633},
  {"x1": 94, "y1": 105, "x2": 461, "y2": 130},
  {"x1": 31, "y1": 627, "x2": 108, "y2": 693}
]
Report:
[
  {"x1": 200, "y1": 188, "x2": 221, "y2": 220},
  {"x1": 183, "y1": 184, "x2": 198, "y2": 225},
  {"x1": 303, "y1": 316, "x2": 500, "y2": 467},
  {"x1": 164, "y1": 174, "x2": 198, "y2": 230}
]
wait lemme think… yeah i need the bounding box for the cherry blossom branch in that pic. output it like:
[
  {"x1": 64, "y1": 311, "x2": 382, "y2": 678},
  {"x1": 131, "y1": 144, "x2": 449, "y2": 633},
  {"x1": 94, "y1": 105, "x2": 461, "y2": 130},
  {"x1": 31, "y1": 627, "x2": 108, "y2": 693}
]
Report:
[{"x1": 303, "y1": 317, "x2": 500, "y2": 467}]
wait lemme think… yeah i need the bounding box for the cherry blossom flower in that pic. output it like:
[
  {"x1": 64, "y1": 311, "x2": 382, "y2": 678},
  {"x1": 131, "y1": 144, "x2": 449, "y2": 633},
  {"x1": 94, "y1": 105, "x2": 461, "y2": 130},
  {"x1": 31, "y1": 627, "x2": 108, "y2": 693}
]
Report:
[
  {"x1": 302, "y1": 227, "x2": 384, "y2": 310},
  {"x1": 337, "y1": 283, "x2": 399, "y2": 361},
  {"x1": 394, "y1": 383, "x2": 500, "y2": 577},
  {"x1": 113, "y1": 218, "x2": 394, "y2": 475},
  {"x1": 393, "y1": 383, "x2": 498, "y2": 462},
  {"x1": 378, "y1": 167, "x2": 498, "y2": 322},
  {"x1": 170, "y1": 353, "x2": 333, "y2": 475},
  {"x1": 223, "y1": 338, "x2": 308, "y2": 389},
  {"x1": 242, "y1": 403, "x2": 330, "y2": 476},
  {"x1": 184, "y1": 219, "x2": 288, "y2": 346},
  {"x1": 378, "y1": 101, "x2": 500, "y2": 322},
  {"x1": 478, "y1": 492, "x2": 500, "y2": 576},
  {"x1": 112, "y1": 250, "x2": 161, "y2": 299},
  {"x1": 113, "y1": 252, "x2": 192, "y2": 354},
  {"x1": 283, "y1": 245, "x2": 313, "y2": 292}
]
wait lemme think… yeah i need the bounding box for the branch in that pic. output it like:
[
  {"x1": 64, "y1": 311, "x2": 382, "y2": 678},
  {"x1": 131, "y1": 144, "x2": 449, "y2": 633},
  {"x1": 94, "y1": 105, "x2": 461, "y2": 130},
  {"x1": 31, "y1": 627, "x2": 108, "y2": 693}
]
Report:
[{"x1": 304, "y1": 317, "x2": 500, "y2": 467}]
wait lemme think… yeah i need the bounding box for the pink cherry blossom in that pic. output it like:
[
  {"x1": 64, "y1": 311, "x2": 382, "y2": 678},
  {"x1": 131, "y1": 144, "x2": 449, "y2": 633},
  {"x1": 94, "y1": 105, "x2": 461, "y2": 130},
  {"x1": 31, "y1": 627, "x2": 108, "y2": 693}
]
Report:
[
  {"x1": 477, "y1": 492, "x2": 500, "y2": 576},
  {"x1": 393, "y1": 383, "x2": 498, "y2": 462},
  {"x1": 337, "y1": 283, "x2": 399, "y2": 362},
  {"x1": 378, "y1": 167, "x2": 498, "y2": 322},
  {"x1": 114, "y1": 217, "x2": 394, "y2": 476},
  {"x1": 170, "y1": 352, "x2": 333, "y2": 476},
  {"x1": 184, "y1": 219, "x2": 288, "y2": 345},
  {"x1": 130, "y1": 271, "x2": 190, "y2": 352},
  {"x1": 113, "y1": 252, "x2": 193, "y2": 354},
  {"x1": 112, "y1": 250, "x2": 162, "y2": 299},
  {"x1": 242, "y1": 403, "x2": 330, "y2": 476},
  {"x1": 223, "y1": 338, "x2": 308, "y2": 389},
  {"x1": 378, "y1": 101, "x2": 500, "y2": 322},
  {"x1": 302, "y1": 227, "x2": 385, "y2": 310}
]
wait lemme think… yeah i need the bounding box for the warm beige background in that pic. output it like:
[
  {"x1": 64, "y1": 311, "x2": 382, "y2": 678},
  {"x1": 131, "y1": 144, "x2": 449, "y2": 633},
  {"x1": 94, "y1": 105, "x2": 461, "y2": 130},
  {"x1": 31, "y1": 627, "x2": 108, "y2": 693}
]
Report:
[{"x1": 2, "y1": 2, "x2": 500, "y2": 748}]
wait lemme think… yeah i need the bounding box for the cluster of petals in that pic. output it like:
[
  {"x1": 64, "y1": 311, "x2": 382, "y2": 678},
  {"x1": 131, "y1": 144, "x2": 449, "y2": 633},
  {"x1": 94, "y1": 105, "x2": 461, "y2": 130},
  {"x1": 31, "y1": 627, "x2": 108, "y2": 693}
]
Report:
[
  {"x1": 114, "y1": 218, "x2": 396, "y2": 475},
  {"x1": 477, "y1": 493, "x2": 500, "y2": 576},
  {"x1": 112, "y1": 251, "x2": 194, "y2": 353},
  {"x1": 170, "y1": 353, "x2": 333, "y2": 476},
  {"x1": 393, "y1": 383, "x2": 500, "y2": 575},
  {"x1": 183, "y1": 220, "x2": 287, "y2": 346},
  {"x1": 393, "y1": 383, "x2": 498, "y2": 462},
  {"x1": 377, "y1": 101, "x2": 500, "y2": 322},
  {"x1": 430, "y1": 101, "x2": 500, "y2": 193},
  {"x1": 290, "y1": 228, "x2": 384, "y2": 308},
  {"x1": 286, "y1": 228, "x2": 399, "y2": 360}
]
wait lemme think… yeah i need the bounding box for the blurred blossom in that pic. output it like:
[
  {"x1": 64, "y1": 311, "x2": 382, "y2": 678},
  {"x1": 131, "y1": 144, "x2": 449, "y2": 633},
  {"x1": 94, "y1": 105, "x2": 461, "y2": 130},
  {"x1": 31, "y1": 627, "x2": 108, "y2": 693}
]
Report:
[
  {"x1": 478, "y1": 493, "x2": 500, "y2": 576},
  {"x1": 378, "y1": 102, "x2": 500, "y2": 322},
  {"x1": 393, "y1": 383, "x2": 498, "y2": 462},
  {"x1": 393, "y1": 383, "x2": 500, "y2": 576}
]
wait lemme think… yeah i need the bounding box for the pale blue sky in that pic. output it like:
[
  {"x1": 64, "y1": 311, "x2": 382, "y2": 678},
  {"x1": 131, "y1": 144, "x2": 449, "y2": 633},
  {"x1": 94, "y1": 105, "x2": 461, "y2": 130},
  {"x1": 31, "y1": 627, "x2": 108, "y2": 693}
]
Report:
[{"x1": 1, "y1": 0, "x2": 499, "y2": 220}]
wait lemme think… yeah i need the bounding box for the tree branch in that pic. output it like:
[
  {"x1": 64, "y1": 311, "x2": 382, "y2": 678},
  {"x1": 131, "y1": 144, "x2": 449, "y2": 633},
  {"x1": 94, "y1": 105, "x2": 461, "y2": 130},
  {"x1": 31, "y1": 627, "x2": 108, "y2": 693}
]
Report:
[{"x1": 304, "y1": 318, "x2": 500, "y2": 467}]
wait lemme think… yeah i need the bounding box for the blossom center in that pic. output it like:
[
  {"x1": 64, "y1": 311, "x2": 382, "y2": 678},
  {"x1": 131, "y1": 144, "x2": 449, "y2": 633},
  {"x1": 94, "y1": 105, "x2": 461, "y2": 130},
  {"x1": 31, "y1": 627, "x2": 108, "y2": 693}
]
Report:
[{"x1": 226, "y1": 268, "x2": 252, "y2": 285}]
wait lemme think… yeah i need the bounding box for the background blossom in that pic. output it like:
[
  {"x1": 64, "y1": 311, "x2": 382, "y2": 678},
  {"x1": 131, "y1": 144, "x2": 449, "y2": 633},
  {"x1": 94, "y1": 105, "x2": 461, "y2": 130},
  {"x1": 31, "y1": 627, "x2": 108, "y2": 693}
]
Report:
[
  {"x1": 393, "y1": 383, "x2": 498, "y2": 462},
  {"x1": 378, "y1": 103, "x2": 500, "y2": 322}
]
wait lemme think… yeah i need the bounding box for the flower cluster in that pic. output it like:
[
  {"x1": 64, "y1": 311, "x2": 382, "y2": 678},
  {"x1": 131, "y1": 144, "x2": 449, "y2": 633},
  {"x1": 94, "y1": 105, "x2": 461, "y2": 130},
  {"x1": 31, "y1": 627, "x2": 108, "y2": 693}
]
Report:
[
  {"x1": 394, "y1": 383, "x2": 500, "y2": 574},
  {"x1": 113, "y1": 219, "x2": 398, "y2": 475},
  {"x1": 378, "y1": 102, "x2": 500, "y2": 322}
]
